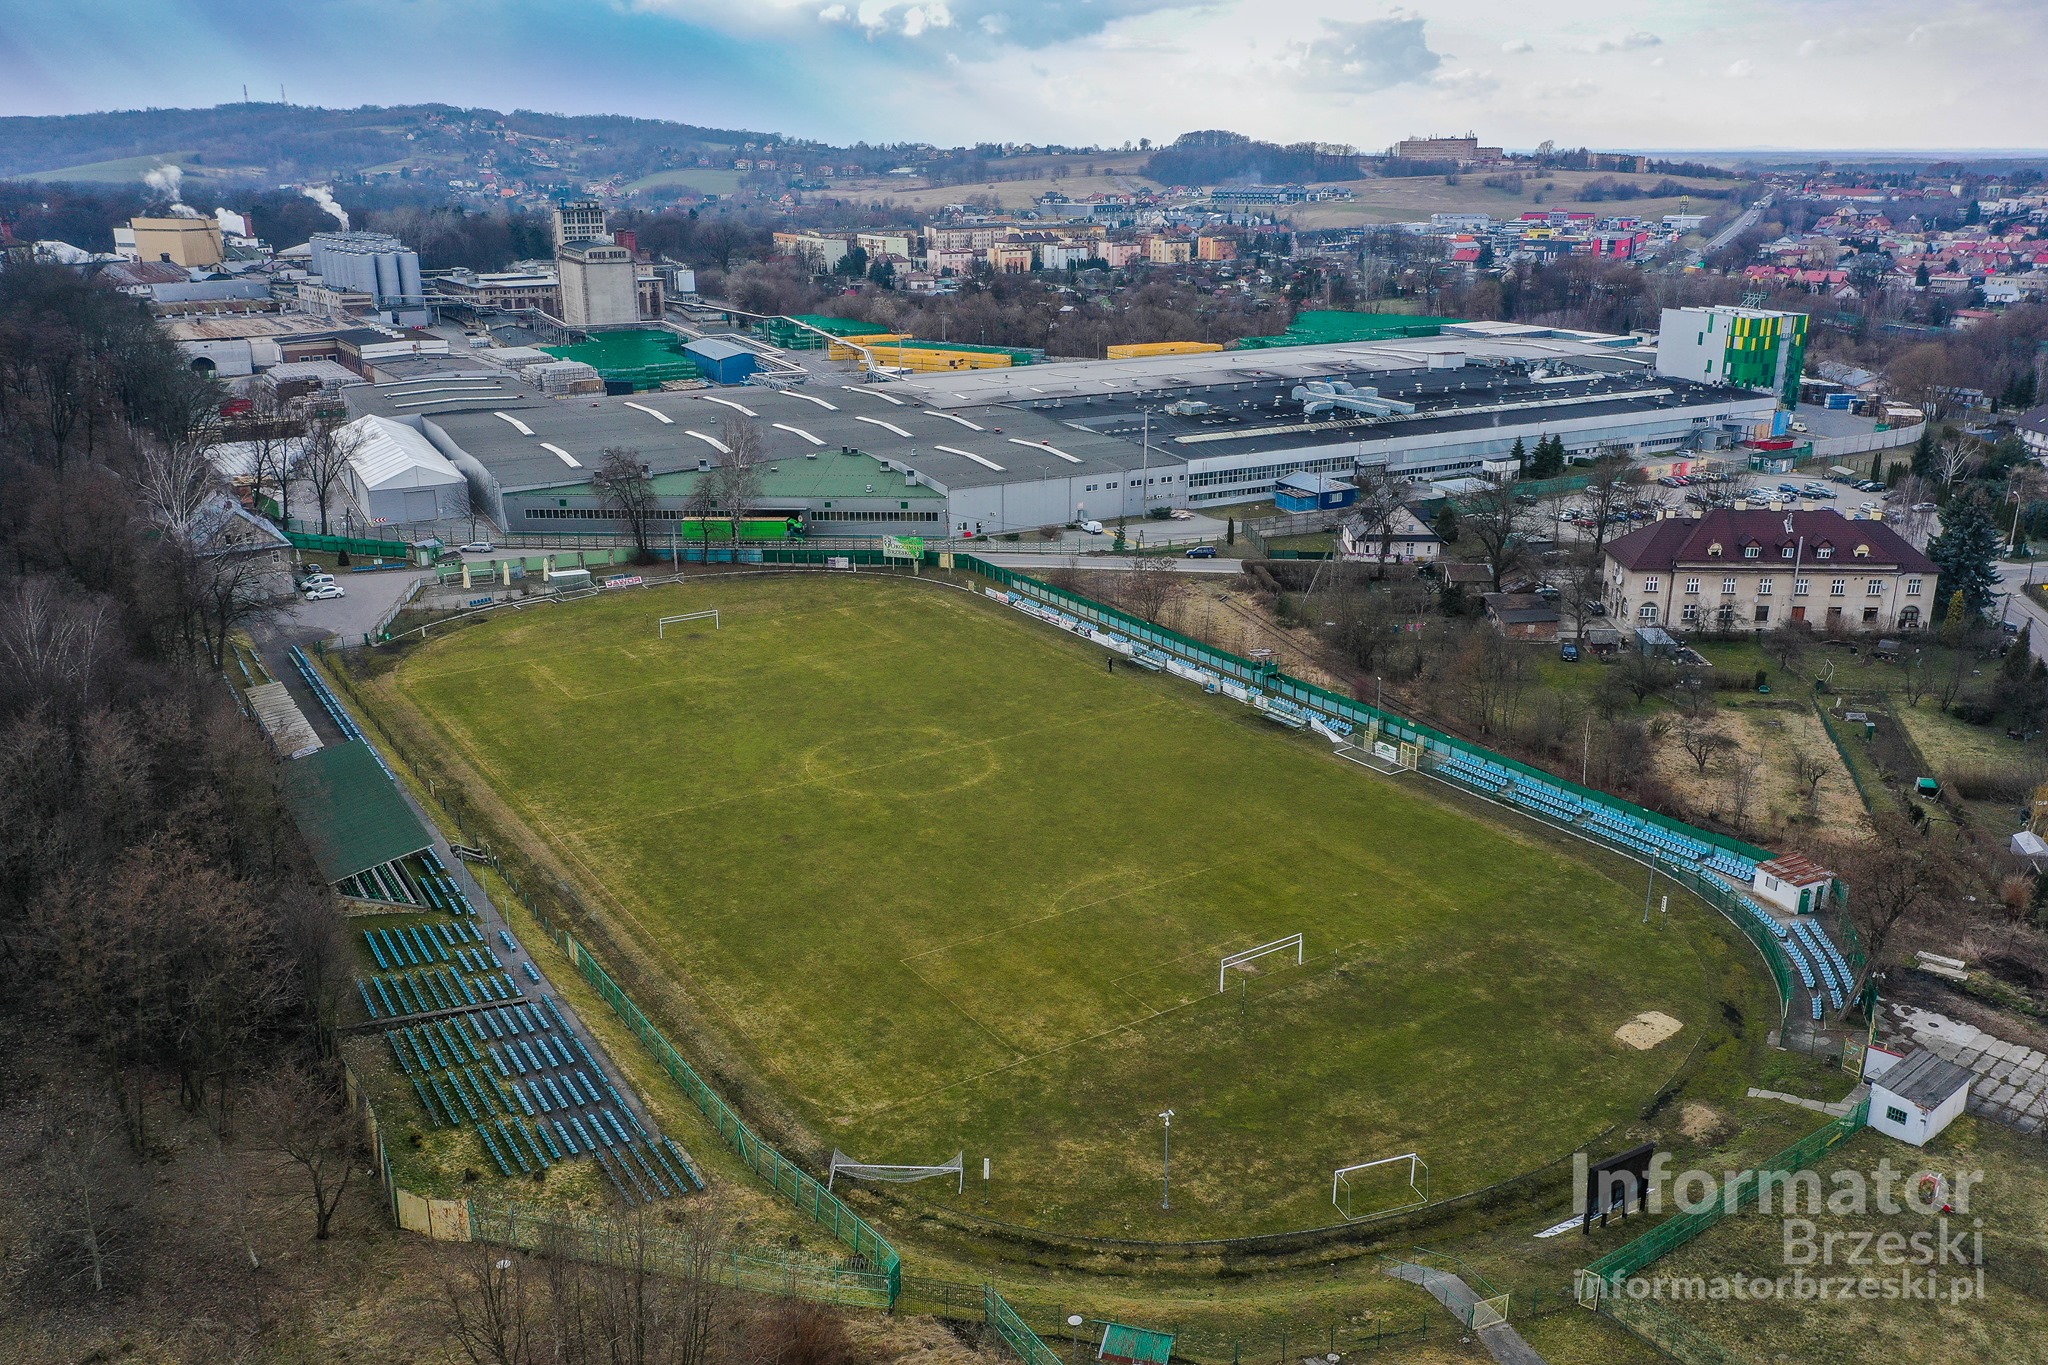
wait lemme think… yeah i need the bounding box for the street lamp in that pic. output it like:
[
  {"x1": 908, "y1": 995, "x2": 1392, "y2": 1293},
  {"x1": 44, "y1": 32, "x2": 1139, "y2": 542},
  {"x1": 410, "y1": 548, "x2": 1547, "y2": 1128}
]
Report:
[{"x1": 1158, "y1": 1109, "x2": 1174, "y2": 1210}]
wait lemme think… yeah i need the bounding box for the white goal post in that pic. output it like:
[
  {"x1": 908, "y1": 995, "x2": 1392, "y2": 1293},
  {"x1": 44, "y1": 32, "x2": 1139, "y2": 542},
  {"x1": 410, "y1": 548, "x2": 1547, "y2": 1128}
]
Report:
[
  {"x1": 1333, "y1": 1153, "x2": 1430, "y2": 1221},
  {"x1": 828, "y1": 1150, "x2": 965, "y2": 1194},
  {"x1": 1219, "y1": 933, "x2": 1303, "y2": 993},
  {"x1": 658, "y1": 610, "x2": 720, "y2": 637}
]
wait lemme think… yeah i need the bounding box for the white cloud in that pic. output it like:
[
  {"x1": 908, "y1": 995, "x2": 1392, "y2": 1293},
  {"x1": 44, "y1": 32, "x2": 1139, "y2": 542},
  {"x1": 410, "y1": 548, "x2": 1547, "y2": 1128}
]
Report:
[
  {"x1": 1726, "y1": 58, "x2": 1755, "y2": 77},
  {"x1": 818, "y1": 4, "x2": 848, "y2": 20},
  {"x1": 1796, "y1": 38, "x2": 1819, "y2": 57},
  {"x1": 1302, "y1": 11, "x2": 1443, "y2": 91},
  {"x1": 1501, "y1": 38, "x2": 1533, "y2": 54},
  {"x1": 1432, "y1": 67, "x2": 1500, "y2": 95},
  {"x1": 1584, "y1": 30, "x2": 1661, "y2": 53}
]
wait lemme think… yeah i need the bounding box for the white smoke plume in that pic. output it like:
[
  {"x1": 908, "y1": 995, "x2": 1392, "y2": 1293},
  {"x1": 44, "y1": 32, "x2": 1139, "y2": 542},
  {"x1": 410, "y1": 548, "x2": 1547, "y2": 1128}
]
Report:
[
  {"x1": 301, "y1": 185, "x2": 349, "y2": 231},
  {"x1": 144, "y1": 163, "x2": 183, "y2": 201},
  {"x1": 144, "y1": 163, "x2": 202, "y2": 216}
]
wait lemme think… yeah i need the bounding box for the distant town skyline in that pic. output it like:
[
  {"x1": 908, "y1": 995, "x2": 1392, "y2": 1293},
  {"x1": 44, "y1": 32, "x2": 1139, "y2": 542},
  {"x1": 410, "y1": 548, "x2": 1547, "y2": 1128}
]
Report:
[{"x1": 3, "y1": 0, "x2": 2045, "y2": 153}]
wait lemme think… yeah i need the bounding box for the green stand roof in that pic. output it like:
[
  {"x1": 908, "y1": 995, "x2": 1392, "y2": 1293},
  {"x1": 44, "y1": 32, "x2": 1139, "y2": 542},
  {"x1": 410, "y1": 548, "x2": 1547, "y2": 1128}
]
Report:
[
  {"x1": 1097, "y1": 1322, "x2": 1175, "y2": 1365},
  {"x1": 283, "y1": 740, "x2": 434, "y2": 885}
]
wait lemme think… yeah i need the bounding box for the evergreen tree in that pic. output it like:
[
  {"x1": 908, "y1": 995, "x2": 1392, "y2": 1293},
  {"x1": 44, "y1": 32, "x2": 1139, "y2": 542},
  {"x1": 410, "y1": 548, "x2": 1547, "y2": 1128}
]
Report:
[
  {"x1": 2002, "y1": 624, "x2": 2033, "y2": 685},
  {"x1": 1940, "y1": 590, "x2": 1970, "y2": 647},
  {"x1": 1509, "y1": 436, "x2": 1527, "y2": 473},
  {"x1": 1926, "y1": 497, "x2": 2003, "y2": 622},
  {"x1": 1433, "y1": 503, "x2": 1460, "y2": 545},
  {"x1": 1912, "y1": 425, "x2": 1937, "y2": 479},
  {"x1": 1527, "y1": 434, "x2": 1565, "y2": 479}
]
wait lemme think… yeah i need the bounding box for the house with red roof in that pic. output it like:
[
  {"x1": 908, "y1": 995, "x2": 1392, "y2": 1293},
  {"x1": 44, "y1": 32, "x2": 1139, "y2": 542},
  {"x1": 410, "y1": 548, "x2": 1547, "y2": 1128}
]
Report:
[{"x1": 1601, "y1": 509, "x2": 1936, "y2": 634}]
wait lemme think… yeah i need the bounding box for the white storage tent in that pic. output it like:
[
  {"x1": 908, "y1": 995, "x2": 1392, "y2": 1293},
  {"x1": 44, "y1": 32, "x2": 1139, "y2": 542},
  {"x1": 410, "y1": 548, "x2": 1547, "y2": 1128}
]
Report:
[{"x1": 342, "y1": 414, "x2": 469, "y2": 525}]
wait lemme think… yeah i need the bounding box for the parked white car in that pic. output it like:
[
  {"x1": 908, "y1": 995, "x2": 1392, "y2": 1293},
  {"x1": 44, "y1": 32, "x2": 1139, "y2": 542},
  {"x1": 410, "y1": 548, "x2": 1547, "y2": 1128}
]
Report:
[{"x1": 304, "y1": 583, "x2": 346, "y2": 601}]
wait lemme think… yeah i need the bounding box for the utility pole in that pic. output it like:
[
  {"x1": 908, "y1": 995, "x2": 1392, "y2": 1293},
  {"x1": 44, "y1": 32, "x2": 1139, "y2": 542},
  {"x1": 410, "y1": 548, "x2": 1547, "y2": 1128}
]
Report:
[{"x1": 1158, "y1": 1109, "x2": 1174, "y2": 1210}]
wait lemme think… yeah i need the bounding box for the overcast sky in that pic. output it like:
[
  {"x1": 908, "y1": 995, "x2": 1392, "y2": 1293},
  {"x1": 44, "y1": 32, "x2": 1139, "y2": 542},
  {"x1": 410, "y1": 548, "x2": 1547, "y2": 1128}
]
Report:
[{"x1": 4, "y1": 0, "x2": 2045, "y2": 151}]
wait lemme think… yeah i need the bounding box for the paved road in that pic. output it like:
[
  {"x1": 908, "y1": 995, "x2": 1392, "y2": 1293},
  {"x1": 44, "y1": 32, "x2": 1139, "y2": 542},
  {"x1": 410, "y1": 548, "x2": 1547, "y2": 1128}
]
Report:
[
  {"x1": 1698, "y1": 194, "x2": 1771, "y2": 261},
  {"x1": 971, "y1": 552, "x2": 1246, "y2": 575},
  {"x1": 1996, "y1": 560, "x2": 2048, "y2": 660}
]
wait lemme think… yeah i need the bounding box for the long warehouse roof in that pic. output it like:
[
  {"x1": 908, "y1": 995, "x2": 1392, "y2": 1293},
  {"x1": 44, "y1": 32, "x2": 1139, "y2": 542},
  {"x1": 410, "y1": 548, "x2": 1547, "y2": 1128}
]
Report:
[{"x1": 410, "y1": 384, "x2": 1169, "y2": 493}]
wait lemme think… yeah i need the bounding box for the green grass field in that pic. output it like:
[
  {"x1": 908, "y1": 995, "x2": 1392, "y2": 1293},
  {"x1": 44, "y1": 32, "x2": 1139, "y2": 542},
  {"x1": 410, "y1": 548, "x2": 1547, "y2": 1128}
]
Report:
[
  {"x1": 1648, "y1": 1119, "x2": 2048, "y2": 1363},
  {"x1": 380, "y1": 573, "x2": 1727, "y2": 1239}
]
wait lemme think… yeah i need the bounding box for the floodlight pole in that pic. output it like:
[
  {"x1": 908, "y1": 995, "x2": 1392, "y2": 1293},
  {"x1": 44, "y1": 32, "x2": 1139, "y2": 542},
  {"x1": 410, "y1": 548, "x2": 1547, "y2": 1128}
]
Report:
[{"x1": 1159, "y1": 1109, "x2": 1174, "y2": 1210}]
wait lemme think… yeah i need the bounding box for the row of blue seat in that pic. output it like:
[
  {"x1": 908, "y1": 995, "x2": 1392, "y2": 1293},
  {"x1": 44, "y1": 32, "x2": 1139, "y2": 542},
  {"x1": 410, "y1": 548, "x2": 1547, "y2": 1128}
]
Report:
[
  {"x1": 1434, "y1": 749, "x2": 1765, "y2": 885},
  {"x1": 406, "y1": 992, "x2": 703, "y2": 1203},
  {"x1": 356, "y1": 961, "x2": 526, "y2": 1020},
  {"x1": 1792, "y1": 919, "x2": 1850, "y2": 1012}
]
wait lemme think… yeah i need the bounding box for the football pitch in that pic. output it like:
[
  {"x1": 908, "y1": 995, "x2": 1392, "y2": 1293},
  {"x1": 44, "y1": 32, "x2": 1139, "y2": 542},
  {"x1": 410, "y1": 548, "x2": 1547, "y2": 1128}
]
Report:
[{"x1": 380, "y1": 572, "x2": 1729, "y2": 1239}]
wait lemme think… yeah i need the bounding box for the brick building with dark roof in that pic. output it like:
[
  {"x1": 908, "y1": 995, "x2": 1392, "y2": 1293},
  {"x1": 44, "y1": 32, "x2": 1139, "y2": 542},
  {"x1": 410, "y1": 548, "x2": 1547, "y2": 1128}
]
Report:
[{"x1": 1602, "y1": 509, "x2": 1936, "y2": 634}]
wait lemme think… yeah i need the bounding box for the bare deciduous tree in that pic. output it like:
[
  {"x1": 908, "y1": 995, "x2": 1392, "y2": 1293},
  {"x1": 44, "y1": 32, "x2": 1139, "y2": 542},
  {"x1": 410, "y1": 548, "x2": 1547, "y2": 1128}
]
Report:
[
  {"x1": 1118, "y1": 554, "x2": 1182, "y2": 623},
  {"x1": 1816, "y1": 814, "x2": 1969, "y2": 998},
  {"x1": 35, "y1": 1087, "x2": 139, "y2": 1295},
  {"x1": 1729, "y1": 750, "x2": 1765, "y2": 830},
  {"x1": 1346, "y1": 464, "x2": 1413, "y2": 580},
  {"x1": 1792, "y1": 748, "x2": 1829, "y2": 819},
  {"x1": 299, "y1": 417, "x2": 363, "y2": 536},
  {"x1": 708, "y1": 414, "x2": 765, "y2": 539},
  {"x1": 253, "y1": 1061, "x2": 363, "y2": 1241},
  {"x1": 445, "y1": 1243, "x2": 537, "y2": 1365},
  {"x1": 1459, "y1": 480, "x2": 1529, "y2": 591},
  {"x1": 593, "y1": 446, "x2": 659, "y2": 559},
  {"x1": 1677, "y1": 717, "x2": 1735, "y2": 776}
]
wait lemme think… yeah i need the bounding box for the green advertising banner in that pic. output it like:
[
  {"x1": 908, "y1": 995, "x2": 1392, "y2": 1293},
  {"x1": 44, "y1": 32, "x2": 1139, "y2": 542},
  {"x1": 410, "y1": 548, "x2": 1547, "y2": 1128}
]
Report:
[{"x1": 882, "y1": 535, "x2": 925, "y2": 559}]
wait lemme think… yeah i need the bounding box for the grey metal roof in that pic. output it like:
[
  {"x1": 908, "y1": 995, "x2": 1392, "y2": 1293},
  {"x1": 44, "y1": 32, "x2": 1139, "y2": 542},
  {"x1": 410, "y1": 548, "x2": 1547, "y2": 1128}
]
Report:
[
  {"x1": 414, "y1": 385, "x2": 1175, "y2": 494},
  {"x1": 683, "y1": 337, "x2": 754, "y2": 362},
  {"x1": 1873, "y1": 1049, "x2": 1975, "y2": 1111}
]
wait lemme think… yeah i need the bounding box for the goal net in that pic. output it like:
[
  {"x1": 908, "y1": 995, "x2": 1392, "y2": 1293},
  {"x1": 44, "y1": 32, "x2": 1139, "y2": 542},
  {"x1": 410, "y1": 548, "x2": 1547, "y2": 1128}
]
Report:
[
  {"x1": 658, "y1": 610, "x2": 721, "y2": 637},
  {"x1": 828, "y1": 1150, "x2": 965, "y2": 1194},
  {"x1": 1219, "y1": 933, "x2": 1302, "y2": 993},
  {"x1": 1332, "y1": 1153, "x2": 1429, "y2": 1221},
  {"x1": 1335, "y1": 737, "x2": 1412, "y2": 776}
]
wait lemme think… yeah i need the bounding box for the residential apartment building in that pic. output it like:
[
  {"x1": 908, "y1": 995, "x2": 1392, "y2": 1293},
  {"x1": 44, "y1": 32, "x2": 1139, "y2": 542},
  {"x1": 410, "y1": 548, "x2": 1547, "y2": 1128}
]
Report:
[
  {"x1": 772, "y1": 230, "x2": 851, "y2": 270},
  {"x1": 1602, "y1": 509, "x2": 1936, "y2": 634},
  {"x1": 987, "y1": 242, "x2": 1034, "y2": 273}
]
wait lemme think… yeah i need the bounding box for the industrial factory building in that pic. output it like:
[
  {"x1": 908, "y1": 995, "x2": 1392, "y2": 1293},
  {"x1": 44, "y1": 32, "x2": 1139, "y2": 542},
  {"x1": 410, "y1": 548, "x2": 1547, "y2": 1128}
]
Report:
[
  {"x1": 342, "y1": 320, "x2": 1778, "y2": 539},
  {"x1": 307, "y1": 232, "x2": 427, "y2": 324}
]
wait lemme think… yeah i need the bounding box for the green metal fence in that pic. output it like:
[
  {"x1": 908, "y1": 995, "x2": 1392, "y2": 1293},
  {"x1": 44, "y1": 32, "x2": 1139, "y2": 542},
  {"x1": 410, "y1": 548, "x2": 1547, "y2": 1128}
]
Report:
[
  {"x1": 563, "y1": 934, "x2": 903, "y2": 1306},
  {"x1": 1579, "y1": 1096, "x2": 1871, "y2": 1299},
  {"x1": 467, "y1": 1200, "x2": 895, "y2": 1309},
  {"x1": 287, "y1": 530, "x2": 414, "y2": 558},
  {"x1": 984, "y1": 1287, "x2": 1064, "y2": 1365}
]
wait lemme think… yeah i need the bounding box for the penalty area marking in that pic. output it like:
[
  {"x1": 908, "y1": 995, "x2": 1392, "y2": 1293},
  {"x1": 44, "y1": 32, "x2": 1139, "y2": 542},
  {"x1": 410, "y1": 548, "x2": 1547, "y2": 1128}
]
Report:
[{"x1": 658, "y1": 610, "x2": 720, "y2": 637}]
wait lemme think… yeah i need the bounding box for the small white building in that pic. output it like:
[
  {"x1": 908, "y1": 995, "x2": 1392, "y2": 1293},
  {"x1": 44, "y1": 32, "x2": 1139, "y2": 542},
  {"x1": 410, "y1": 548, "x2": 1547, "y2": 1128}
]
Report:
[
  {"x1": 341, "y1": 415, "x2": 470, "y2": 526},
  {"x1": 1338, "y1": 505, "x2": 1443, "y2": 564},
  {"x1": 1866, "y1": 1048, "x2": 1974, "y2": 1148},
  {"x1": 1751, "y1": 853, "x2": 1835, "y2": 916}
]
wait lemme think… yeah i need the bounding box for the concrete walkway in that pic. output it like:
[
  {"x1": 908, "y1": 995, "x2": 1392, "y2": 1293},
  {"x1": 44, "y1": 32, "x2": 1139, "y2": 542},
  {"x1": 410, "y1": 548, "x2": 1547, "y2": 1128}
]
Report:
[
  {"x1": 1747, "y1": 1083, "x2": 1867, "y2": 1118},
  {"x1": 1381, "y1": 1261, "x2": 1546, "y2": 1365},
  {"x1": 1886, "y1": 1002, "x2": 2048, "y2": 1134}
]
